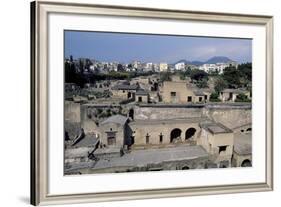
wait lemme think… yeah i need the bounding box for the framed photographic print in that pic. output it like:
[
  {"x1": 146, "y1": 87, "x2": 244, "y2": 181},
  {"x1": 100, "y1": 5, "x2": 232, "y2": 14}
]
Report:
[{"x1": 31, "y1": 0, "x2": 273, "y2": 205}]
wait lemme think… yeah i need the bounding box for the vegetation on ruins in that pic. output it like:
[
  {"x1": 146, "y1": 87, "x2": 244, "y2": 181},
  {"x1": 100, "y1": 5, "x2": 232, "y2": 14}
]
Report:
[
  {"x1": 235, "y1": 93, "x2": 251, "y2": 102},
  {"x1": 65, "y1": 59, "x2": 158, "y2": 87},
  {"x1": 209, "y1": 92, "x2": 221, "y2": 102},
  {"x1": 212, "y1": 63, "x2": 252, "y2": 94},
  {"x1": 214, "y1": 77, "x2": 228, "y2": 93},
  {"x1": 160, "y1": 72, "x2": 172, "y2": 82},
  {"x1": 189, "y1": 69, "x2": 209, "y2": 88},
  {"x1": 221, "y1": 63, "x2": 252, "y2": 89},
  {"x1": 65, "y1": 56, "x2": 252, "y2": 103}
]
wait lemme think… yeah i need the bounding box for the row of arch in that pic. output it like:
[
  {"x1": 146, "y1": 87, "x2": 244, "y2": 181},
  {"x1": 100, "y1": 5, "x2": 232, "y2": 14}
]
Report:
[{"x1": 170, "y1": 128, "x2": 197, "y2": 143}]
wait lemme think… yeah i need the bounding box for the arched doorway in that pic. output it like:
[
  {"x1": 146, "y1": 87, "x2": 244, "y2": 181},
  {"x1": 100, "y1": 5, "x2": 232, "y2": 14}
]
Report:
[
  {"x1": 181, "y1": 166, "x2": 190, "y2": 170},
  {"x1": 185, "y1": 128, "x2": 196, "y2": 140},
  {"x1": 241, "y1": 159, "x2": 252, "y2": 167},
  {"x1": 170, "y1": 128, "x2": 182, "y2": 143}
]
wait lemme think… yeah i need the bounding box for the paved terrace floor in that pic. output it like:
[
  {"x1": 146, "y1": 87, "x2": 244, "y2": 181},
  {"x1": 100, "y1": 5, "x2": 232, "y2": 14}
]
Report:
[{"x1": 93, "y1": 145, "x2": 208, "y2": 170}]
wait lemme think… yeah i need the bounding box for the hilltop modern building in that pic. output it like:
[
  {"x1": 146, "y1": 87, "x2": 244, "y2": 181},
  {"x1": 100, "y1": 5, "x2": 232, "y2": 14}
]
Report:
[
  {"x1": 199, "y1": 61, "x2": 238, "y2": 74},
  {"x1": 174, "y1": 62, "x2": 186, "y2": 71},
  {"x1": 159, "y1": 62, "x2": 168, "y2": 72}
]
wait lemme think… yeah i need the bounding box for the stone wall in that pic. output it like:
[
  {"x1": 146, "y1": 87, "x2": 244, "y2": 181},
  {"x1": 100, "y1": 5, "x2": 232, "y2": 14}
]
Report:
[
  {"x1": 80, "y1": 105, "x2": 99, "y2": 134},
  {"x1": 129, "y1": 120, "x2": 200, "y2": 145},
  {"x1": 65, "y1": 101, "x2": 81, "y2": 139},
  {"x1": 160, "y1": 81, "x2": 196, "y2": 103},
  {"x1": 65, "y1": 101, "x2": 81, "y2": 123},
  {"x1": 134, "y1": 104, "x2": 251, "y2": 130},
  {"x1": 203, "y1": 106, "x2": 252, "y2": 129},
  {"x1": 134, "y1": 105, "x2": 204, "y2": 120},
  {"x1": 99, "y1": 122, "x2": 125, "y2": 147},
  {"x1": 79, "y1": 156, "x2": 209, "y2": 174}
]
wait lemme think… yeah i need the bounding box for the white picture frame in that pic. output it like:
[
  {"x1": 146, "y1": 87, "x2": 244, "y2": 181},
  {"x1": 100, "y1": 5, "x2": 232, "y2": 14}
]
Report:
[{"x1": 31, "y1": 0, "x2": 273, "y2": 205}]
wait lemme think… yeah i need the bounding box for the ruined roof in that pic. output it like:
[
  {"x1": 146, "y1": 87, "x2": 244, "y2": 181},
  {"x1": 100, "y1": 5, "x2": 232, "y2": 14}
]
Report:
[
  {"x1": 233, "y1": 132, "x2": 252, "y2": 155},
  {"x1": 193, "y1": 90, "x2": 205, "y2": 96},
  {"x1": 200, "y1": 122, "x2": 232, "y2": 134},
  {"x1": 112, "y1": 84, "x2": 139, "y2": 90},
  {"x1": 222, "y1": 88, "x2": 248, "y2": 94},
  {"x1": 135, "y1": 89, "x2": 149, "y2": 96},
  {"x1": 72, "y1": 133, "x2": 99, "y2": 148},
  {"x1": 93, "y1": 145, "x2": 208, "y2": 169},
  {"x1": 100, "y1": 115, "x2": 128, "y2": 126}
]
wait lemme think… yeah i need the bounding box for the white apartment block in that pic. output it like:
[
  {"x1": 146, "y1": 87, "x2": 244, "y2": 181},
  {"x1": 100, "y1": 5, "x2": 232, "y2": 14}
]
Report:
[
  {"x1": 174, "y1": 62, "x2": 186, "y2": 71},
  {"x1": 132, "y1": 61, "x2": 141, "y2": 70},
  {"x1": 144, "y1": 62, "x2": 153, "y2": 71},
  {"x1": 199, "y1": 61, "x2": 238, "y2": 74},
  {"x1": 159, "y1": 62, "x2": 168, "y2": 72}
]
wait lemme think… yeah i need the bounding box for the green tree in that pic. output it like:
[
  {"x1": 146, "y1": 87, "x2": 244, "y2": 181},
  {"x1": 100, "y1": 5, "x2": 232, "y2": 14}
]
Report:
[
  {"x1": 196, "y1": 79, "x2": 208, "y2": 88},
  {"x1": 238, "y1": 62, "x2": 252, "y2": 81},
  {"x1": 117, "y1": 64, "x2": 123, "y2": 71},
  {"x1": 209, "y1": 92, "x2": 221, "y2": 102},
  {"x1": 214, "y1": 77, "x2": 228, "y2": 92},
  {"x1": 65, "y1": 61, "x2": 78, "y2": 83},
  {"x1": 222, "y1": 66, "x2": 241, "y2": 88},
  {"x1": 190, "y1": 69, "x2": 208, "y2": 82},
  {"x1": 235, "y1": 93, "x2": 251, "y2": 102},
  {"x1": 78, "y1": 59, "x2": 84, "y2": 74},
  {"x1": 160, "y1": 72, "x2": 172, "y2": 82},
  {"x1": 184, "y1": 67, "x2": 192, "y2": 76},
  {"x1": 238, "y1": 62, "x2": 252, "y2": 87}
]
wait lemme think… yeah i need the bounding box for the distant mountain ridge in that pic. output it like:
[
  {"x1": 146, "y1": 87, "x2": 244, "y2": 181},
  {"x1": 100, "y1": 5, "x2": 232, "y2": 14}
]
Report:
[{"x1": 173, "y1": 56, "x2": 234, "y2": 66}]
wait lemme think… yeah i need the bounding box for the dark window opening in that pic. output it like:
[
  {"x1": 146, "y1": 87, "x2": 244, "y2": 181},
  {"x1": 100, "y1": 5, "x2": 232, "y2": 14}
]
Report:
[
  {"x1": 219, "y1": 146, "x2": 227, "y2": 154},
  {"x1": 199, "y1": 97, "x2": 203, "y2": 102},
  {"x1": 171, "y1": 92, "x2": 176, "y2": 97},
  {"x1": 187, "y1": 96, "x2": 192, "y2": 102},
  {"x1": 129, "y1": 108, "x2": 134, "y2": 120},
  {"x1": 146, "y1": 133, "x2": 150, "y2": 144},
  {"x1": 128, "y1": 92, "x2": 131, "y2": 98},
  {"x1": 204, "y1": 95, "x2": 207, "y2": 100},
  {"x1": 130, "y1": 136, "x2": 135, "y2": 145},
  {"x1": 159, "y1": 133, "x2": 163, "y2": 143},
  {"x1": 138, "y1": 96, "x2": 142, "y2": 102}
]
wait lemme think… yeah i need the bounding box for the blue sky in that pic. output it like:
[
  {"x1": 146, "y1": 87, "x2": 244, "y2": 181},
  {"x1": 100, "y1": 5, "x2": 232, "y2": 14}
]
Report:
[{"x1": 64, "y1": 31, "x2": 252, "y2": 63}]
